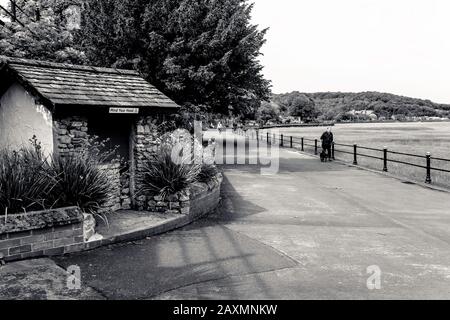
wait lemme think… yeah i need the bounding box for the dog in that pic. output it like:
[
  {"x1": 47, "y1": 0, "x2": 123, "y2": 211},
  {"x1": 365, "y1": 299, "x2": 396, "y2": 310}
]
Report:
[{"x1": 320, "y1": 150, "x2": 327, "y2": 162}]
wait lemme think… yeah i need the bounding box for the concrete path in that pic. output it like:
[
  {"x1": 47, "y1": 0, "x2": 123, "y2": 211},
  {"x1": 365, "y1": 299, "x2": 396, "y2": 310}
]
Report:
[
  {"x1": 55, "y1": 131, "x2": 450, "y2": 299},
  {"x1": 0, "y1": 258, "x2": 103, "y2": 300}
]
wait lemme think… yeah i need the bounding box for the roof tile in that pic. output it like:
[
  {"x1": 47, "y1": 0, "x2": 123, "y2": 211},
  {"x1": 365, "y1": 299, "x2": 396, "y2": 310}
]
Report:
[{"x1": 0, "y1": 56, "x2": 179, "y2": 109}]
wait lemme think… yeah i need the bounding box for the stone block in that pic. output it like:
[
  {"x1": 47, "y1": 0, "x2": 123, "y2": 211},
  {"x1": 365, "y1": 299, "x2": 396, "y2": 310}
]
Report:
[
  {"x1": 165, "y1": 210, "x2": 180, "y2": 215},
  {"x1": 59, "y1": 136, "x2": 71, "y2": 144},
  {"x1": 179, "y1": 194, "x2": 190, "y2": 202},
  {"x1": 32, "y1": 241, "x2": 54, "y2": 251},
  {"x1": 156, "y1": 201, "x2": 168, "y2": 207},
  {"x1": 168, "y1": 194, "x2": 179, "y2": 202},
  {"x1": 169, "y1": 202, "x2": 180, "y2": 209},
  {"x1": 180, "y1": 201, "x2": 190, "y2": 208},
  {"x1": 9, "y1": 244, "x2": 32, "y2": 255},
  {"x1": 71, "y1": 121, "x2": 83, "y2": 128},
  {"x1": 53, "y1": 237, "x2": 75, "y2": 247},
  {"x1": 180, "y1": 207, "x2": 190, "y2": 215}
]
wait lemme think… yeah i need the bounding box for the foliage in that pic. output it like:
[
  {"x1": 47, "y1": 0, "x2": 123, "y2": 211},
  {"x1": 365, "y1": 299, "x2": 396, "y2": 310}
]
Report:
[
  {"x1": 273, "y1": 92, "x2": 318, "y2": 122},
  {"x1": 298, "y1": 91, "x2": 450, "y2": 121},
  {"x1": 0, "y1": 135, "x2": 117, "y2": 215},
  {"x1": 138, "y1": 145, "x2": 201, "y2": 200},
  {"x1": 197, "y1": 164, "x2": 218, "y2": 183},
  {"x1": 139, "y1": 129, "x2": 208, "y2": 199},
  {"x1": 256, "y1": 101, "x2": 280, "y2": 122},
  {"x1": 79, "y1": 0, "x2": 271, "y2": 115},
  {"x1": 0, "y1": 0, "x2": 87, "y2": 64},
  {"x1": 48, "y1": 153, "x2": 114, "y2": 213},
  {"x1": 48, "y1": 134, "x2": 120, "y2": 212},
  {"x1": 1, "y1": 0, "x2": 270, "y2": 115},
  {"x1": 257, "y1": 91, "x2": 450, "y2": 123},
  {"x1": 0, "y1": 137, "x2": 55, "y2": 214}
]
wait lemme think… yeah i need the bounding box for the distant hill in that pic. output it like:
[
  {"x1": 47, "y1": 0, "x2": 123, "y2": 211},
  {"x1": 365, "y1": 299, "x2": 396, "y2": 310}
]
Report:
[{"x1": 272, "y1": 91, "x2": 450, "y2": 122}]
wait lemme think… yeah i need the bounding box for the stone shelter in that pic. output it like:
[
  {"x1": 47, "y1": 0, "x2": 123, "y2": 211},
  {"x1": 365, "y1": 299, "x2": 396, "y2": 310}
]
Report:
[{"x1": 0, "y1": 56, "x2": 179, "y2": 211}]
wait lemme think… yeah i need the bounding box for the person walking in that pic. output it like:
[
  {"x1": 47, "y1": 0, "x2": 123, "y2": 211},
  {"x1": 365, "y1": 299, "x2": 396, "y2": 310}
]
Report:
[
  {"x1": 320, "y1": 127, "x2": 334, "y2": 161},
  {"x1": 217, "y1": 121, "x2": 223, "y2": 134}
]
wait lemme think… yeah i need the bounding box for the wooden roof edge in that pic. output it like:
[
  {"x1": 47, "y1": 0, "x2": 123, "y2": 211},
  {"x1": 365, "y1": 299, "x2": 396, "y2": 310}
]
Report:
[
  {"x1": 0, "y1": 55, "x2": 140, "y2": 76},
  {"x1": 53, "y1": 102, "x2": 180, "y2": 109}
]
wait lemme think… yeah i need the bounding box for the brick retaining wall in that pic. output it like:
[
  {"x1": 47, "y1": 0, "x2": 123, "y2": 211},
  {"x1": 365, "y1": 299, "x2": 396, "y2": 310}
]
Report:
[{"x1": 0, "y1": 207, "x2": 86, "y2": 262}]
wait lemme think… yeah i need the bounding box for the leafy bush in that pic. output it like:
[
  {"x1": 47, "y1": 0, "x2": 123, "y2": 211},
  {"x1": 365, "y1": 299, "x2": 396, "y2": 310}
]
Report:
[
  {"x1": 138, "y1": 144, "x2": 201, "y2": 200},
  {"x1": 197, "y1": 164, "x2": 219, "y2": 183},
  {"x1": 0, "y1": 138, "x2": 55, "y2": 214},
  {"x1": 0, "y1": 135, "x2": 118, "y2": 215},
  {"x1": 48, "y1": 153, "x2": 114, "y2": 213}
]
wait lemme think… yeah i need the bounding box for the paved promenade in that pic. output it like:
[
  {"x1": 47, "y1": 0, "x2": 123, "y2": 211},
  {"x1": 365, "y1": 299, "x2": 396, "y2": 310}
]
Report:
[{"x1": 52, "y1": 131, "x2": 450, "y2": 299}]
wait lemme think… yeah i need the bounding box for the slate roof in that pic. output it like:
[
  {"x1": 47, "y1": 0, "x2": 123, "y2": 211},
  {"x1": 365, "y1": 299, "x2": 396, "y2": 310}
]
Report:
[{"x1": 0, "y1": 56, "x2": 179, "y2": 109}]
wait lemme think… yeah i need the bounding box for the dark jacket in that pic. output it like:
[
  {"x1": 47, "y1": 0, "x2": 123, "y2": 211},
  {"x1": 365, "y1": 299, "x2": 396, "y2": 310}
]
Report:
[{"x1": 320, "y1": 131, "x2": 334, "y2": 148}]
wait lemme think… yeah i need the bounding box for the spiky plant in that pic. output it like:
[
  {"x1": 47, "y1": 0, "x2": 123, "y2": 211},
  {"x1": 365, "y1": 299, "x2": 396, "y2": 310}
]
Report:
[
  {"x1": 48, "y1": 152, "x2": 115, "y2": 213},
  {"x1": 138, "y1": 145, "x2": 201, "y2": 200},
  {"x1": 197, "y1": 164, "x2": 219, "y2": 183},
  {"x1": 0, "y1": 138, "x2": 55, "y2": 214}
]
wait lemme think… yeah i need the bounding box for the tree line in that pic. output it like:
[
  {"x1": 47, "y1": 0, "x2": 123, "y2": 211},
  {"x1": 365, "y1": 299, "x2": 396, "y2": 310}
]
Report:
[
  {"x1": 0, "y1": 0, "x2": 271, "y2": 117},
  {"x1": 257, "y1": 91, "x2": 450, "y2": 123}
]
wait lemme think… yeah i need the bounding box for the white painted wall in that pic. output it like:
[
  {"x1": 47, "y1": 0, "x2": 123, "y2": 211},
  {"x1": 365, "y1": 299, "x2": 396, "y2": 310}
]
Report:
[{"x1": 0, "y1": 82, "x2": 54, "y2": 156}]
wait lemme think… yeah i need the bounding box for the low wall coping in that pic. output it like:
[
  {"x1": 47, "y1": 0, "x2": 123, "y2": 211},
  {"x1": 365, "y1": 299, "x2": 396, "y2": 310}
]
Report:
[{"x1": 0, "y1": 206, "x2": 84, "y2": 235}]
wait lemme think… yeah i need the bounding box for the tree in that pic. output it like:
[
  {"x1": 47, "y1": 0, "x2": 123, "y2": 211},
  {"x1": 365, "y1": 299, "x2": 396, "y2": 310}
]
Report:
[
  {"x1": 0, "y1": 0, "x2": 87, "y2": 64},
  {"x1": 256, "y1": 101, "x2": 280, "y2": 122},
  {"x1": 286, "y1": 93, "x2": 317, "y2": 122},
  {"x1": 79, "y1": 0, "x2": 271, "y2": 115}
]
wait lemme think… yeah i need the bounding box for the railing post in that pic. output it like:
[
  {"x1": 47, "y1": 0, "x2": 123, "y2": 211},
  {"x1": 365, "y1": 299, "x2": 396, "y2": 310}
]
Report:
[
  {"x1": 301, "y1": 138, "x2": 304, "y2": 151},
  {"x1": 353, "y1": 144, "x2": 358, "y2": 165},
  {"x1": 290, "y1": 136, "x2": 293, "y2": 148},
  {"x1": 314, "y1": 139, "x2": 318, "y2": 155},
  {"x1": 383, "y1": 147, "x2": 388, "y2": 172},
  {"x1": 280, "y1": 134, "x2": 284, "y2": 147},
  {"x1": 425, "y1": 152, "x2": 432, "y2": 184},
  {"x1": 332, "y1": 142, "x2": 335, "y2": 160}
]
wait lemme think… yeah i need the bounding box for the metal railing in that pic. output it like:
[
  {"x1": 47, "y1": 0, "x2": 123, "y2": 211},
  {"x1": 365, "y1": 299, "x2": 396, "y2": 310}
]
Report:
[{"x1": 239, "y1": 129, "x2": 450, "y2": 185}]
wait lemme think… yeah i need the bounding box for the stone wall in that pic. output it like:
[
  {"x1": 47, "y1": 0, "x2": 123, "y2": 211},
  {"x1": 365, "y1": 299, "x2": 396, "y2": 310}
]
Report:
[
  {"x1": 120, "y1": 171, "x2": 131, "y2": 210},
  {"x1": 144, "y1": 173, "x2": 223, "y2": 216},
  {"x1": 133, "y1": 116, "x2": 161, "y2": 210},
  {"x1": 189, "y1": 174, "x2": 223, "y2": 218},
  {"x1": 97, "y1": 163, "x2": 122, "y2": 213},
  {"x1": 53, "y1": 116, "x2": 88, "y2": 157}
]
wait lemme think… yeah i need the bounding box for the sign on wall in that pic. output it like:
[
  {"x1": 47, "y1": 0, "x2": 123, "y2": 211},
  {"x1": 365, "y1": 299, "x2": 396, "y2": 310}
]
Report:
[{"x1": 109, "y1": 107, "x2": 139, "y2": 114}]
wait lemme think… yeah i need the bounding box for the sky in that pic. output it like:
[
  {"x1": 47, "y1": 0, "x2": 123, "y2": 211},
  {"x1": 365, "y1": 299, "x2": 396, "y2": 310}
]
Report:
[
  {"x1": 251, "y1": 0, "x2": 450, "y2": 103},
  {"x1": 1, "y1": 0, "x2": 450, "y2": 103}
]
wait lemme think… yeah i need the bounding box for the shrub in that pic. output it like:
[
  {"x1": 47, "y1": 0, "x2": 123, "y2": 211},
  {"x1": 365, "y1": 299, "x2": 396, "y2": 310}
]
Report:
[
  {"x1": 197, "y1": 164, "x2": 219, "y2": 183},
  {"x1": 48, "y1": 153, "x2": 115, "y2": 213},
  {"x1": 138, "y1": 144, "x2": 201, "y2": 200},
  {"x1": 0, "y1": 138, "x2": 55, "y2": 214},
  {"x1": 0, "y1": 135, "x2": 118, "y2": 215}
]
